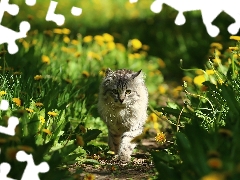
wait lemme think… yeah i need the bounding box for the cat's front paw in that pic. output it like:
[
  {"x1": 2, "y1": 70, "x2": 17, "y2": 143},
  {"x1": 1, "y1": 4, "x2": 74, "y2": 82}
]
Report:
[{"x1": 118, "y1": 152, "x2": 131, "y2": 162}]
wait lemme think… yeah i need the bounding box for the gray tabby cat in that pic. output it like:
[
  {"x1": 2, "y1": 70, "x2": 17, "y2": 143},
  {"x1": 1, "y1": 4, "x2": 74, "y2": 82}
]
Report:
[{"x1": 98, "y1": 68, "x2": 148, "y2": 162}]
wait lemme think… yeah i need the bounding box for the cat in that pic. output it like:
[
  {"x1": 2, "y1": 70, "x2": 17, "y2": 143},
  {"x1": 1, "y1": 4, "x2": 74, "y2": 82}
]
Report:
[{"x1": 98, "y1": 68, "x2": 148, "y2": 162}]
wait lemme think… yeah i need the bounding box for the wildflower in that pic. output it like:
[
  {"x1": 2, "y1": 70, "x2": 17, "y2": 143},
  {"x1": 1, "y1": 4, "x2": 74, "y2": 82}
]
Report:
[
  {"x1": 25, "y1": 108, "x2": 34, "y2": 113},
  {"x1": 129, "y1": 39, "x2": 142, "y2": 50},
  {"x1": 17, "y1": 145, "x2": 34, "y2": 153},
  {"x1": 116, "y1": 43, "x2": 126, "y2": 52},
  {"x1": 107, "y1": 41, "x2": 115, "y2": 50},
  {"x1": 193, "y1": 75, "x2": 205, "y2": 86},
  {"x1": 128, "y1": 53, "x2": 135, "y2": 60},
  {"x1": 158, "y1": 84, "x2": 167, "y2": 94},
  {"x1": 76, "y1": 135, "x2": 85, "y2": 146},
  {"x1": 41, "y1": 55, "x2": 50, "y2": 64},
  {"x1": 94, "y1": 35, "x2": 104, "y2": 42},
  {"x1": 12, "y1": 98, "x2": 21, "y2": 106},
  {"x1": 201, "y1": 172, "x2": 225, "y2": 180},
  {"x1": 48, "y1": 111, "x2": 58, "y2": 117},
  {"x1": 43, "y1": 30, "x2": 53, "y2": 36},
  {"x1": 103, "y1": 33, "x2": 114, "y2": 42},
  {"x1": 22, "y1": 40, "x2": 30, "y2": 49},
  {"x1": 62, "y1": 28, "x2": 71, "y2": 35},
  {"x1": 6, "y1": 147, "x2": 18, "y2": 161},
  {"x1": 83, "y1": 35, "x2": 93, "y2": 43},
  {"x1": 53, "y1": 28, "x2": 62, "y2": 34},
  {"x1": 230, "y1": 35, "x2": 240, "y2": 41},
  {"x1": 133, "y1": 53, "x2": 141, "y2": 59},
  {"x1": 99, "y1": 70, "x2": 105, "y2": 77},
  {"x1": 0, "y1": 91, "x2": 7, "y2": 96},
  {"x1": 63, "y1": 36, "x2": 70, "y2": 43},
  {"x1": 195, "y1": 69, "x2": 204, "y2": 75},
  {"x1": 213, "y1": 58, "x2": 221, "y2": 64},
  {"x1": 71, "y1": 39, "x2": 79, "y2": 45},
  {"x1": 42, "y1": 129, "x2": 52, "y2": 135},
  {"x1": 82, "y1": 71, "x2": 90, "y2": 78},
  {"x1": 142, "y1": 44, "x2": 150, "y2": 51},
  {"x1": 206, "y1": 69, "x2": 215, "y2": 75},
  {"x1": 210, "y1": 42, "x2": 223, "y2": 50},
  {"x1": 155, "y1": 132, "x2": 166, "y2": 144},
  {"x1": 182, "y1": 76, "x2": 192, "y2": 83},
  {"x1": 229, "y1": 46, "x2": 239, "y2": 51},
  {"x1": 39, "y1": 116, "x2": 45, "y2": 124},
  {"x1": 84, "y1": 173, "x2": 95, "y2": 180},
  {"x1": 35, "y1": 102, "x2": 43, "y2": 107},
  {"x1": 34, "y1": 75, "x2": 43, "y2": 80},
  {"x1": 147, "y1": 113, "x2": 158, "y2": 122},
  {"x1": 158, "y1": 58, "x2": 166, "y2": 68}
]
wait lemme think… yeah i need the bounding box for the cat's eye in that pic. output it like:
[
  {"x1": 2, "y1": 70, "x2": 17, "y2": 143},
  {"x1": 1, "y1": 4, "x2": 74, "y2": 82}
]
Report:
[
  {"x1": 112, "y1": 89, "x2": 118, "y2": 94},
  {"x1": 125, "y1": 90, "x2": 131, "y2": 94}
]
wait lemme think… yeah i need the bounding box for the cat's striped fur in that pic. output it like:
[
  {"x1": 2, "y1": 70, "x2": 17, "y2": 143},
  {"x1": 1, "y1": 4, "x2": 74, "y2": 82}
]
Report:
[{"x1": 98, "y1": 68, "x2": 148, "y2": 161}]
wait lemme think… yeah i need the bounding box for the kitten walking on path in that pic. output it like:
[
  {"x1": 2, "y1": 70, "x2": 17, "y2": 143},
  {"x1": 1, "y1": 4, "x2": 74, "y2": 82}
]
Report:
[{"x1": 98, "y1": 68, "x2": 148, "y2": 162}]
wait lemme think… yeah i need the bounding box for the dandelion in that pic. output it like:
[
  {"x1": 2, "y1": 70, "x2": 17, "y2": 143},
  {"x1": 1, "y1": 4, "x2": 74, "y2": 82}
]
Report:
[
  {"x1": 34, "y1": 75, "x2": 43, "y2": 80},
  {"x1": 42, "y1": 129, "x2": 52, "y2": 135},
  {"x1": 25, "y1": 108, "x2": 34, "y2": 113},
  {"x1": 201, "y1": 172, "x2": 225, "y2": 180},
  {"x1": 107, "y1": 41, "x2": 115, "y2": 50},
  {"x1": 116, "y1": 43, "x2": 126, "y2": 52},
  {"x1": 155, "y1": 132, "x2": 166, "y2": 144},
  {"x1": 147, "y1": 113, "x2": 158, "y2": 122},
  {"x1": 229, "y1": 46, "x2": 239, "y2": 51},
  {"x1": 62, "y1": 28, "x2": 71, "y2": 35},
  {"x1": 158, "y1": 58, "x2": 166, "y2": 68},
  {"x1": 230, "y1": 35, "x2": 240, "y2": 41},
  {"x1": 158, "y1": 84, "x2": 167, "y2": 94},
  {"x1": 142, "y1": 44, "x2": 150, "y2": 51},
  {"x1": 63, "y1": 36, "x2": 70, "y2": 43},
  {"x1": 193, "y1": 75, "x2": 205, "y2": 86},
  {"x1": 83, "y1": 35, "x2": 93, "y2": 43},
  {"x1": 210, "y1": 42, "x2": 223, "y2": 50},
  {"x1": 35, "y1": 102, "x2": 43, "y2": 107},
  {"x1": 39, "y1": 116, "x2": 45, "y2": 124},
  {"x1": 53, "y1": 28, "x2": 62, "y2": 34},
  {"x1": 94, "y1": 35, "x2": 104, "y2": 42},
  {"x1": 206, "y1": 69, "x2": 215, "y2": 75},
  {"x1": 82, "y1": 71, "x2": 90, "y2": 78},
  {"x1": 207, "y1": 158, "x2": 222, "y2": 169},
  {"x1": 71, "y1": 39, "x2": 79, "y2": 45},
  {"x1": 103, "y1": 33, "x2": 114, "y2": 42},
  {"x1": 22, "y1": 40, "x2": 30, "y2": 49},
  {"x1": 182, "y1": 76, "x2": 192, "y2": 83},
  {"x1": 0, "y1": 91, "x2": 7, "y2": 96},
  {"x1": 99, "y1": 70, "x2": 105, "y2": 77},
  {"x1": 133, "y1": 53, "x2": 141, "y2": 59},
  {"x1": 129, "y1": 39, "x2": 142, "y2": 50},
  {"x1": 12, "y1": 98, "x2": 21, "y2": 106},
  {"x1": 41, "y1": 55, "x2": 50, "y2": 64},
  {"x1": 76, "y1": 135, "x2": 85, "y2": 146},
  {"x1": 48, "y1": 111, "x2": 58, "y2": 117},
  {"x1": 84, "y1": 173, "x2": 95, "y2": 180}
]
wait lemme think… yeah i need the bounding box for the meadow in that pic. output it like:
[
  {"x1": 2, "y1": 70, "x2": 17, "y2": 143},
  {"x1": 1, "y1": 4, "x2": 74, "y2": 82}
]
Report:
[{"x1": 1, "y1": 0, "x2": 240, "y2": 180}]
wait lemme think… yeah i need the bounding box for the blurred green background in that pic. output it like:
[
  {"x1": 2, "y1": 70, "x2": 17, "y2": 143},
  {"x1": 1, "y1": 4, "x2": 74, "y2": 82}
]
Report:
[{"x1": 2, "y1": 0, "x2": 237, "y2": 80}]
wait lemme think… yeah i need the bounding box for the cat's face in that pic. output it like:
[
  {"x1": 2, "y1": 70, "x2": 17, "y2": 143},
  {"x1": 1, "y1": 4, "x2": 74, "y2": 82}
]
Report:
[{"x1": 101, "y1": 68, "x2": 143, "y2": 107}]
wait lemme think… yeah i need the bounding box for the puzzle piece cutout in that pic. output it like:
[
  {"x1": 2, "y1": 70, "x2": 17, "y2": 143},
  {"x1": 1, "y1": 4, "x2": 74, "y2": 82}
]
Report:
[
  {"x1": 46, "y1": 0, "x2": 82, "y2": 26},
  {"x1": 131, "y1": 0, "x2": 240, "y2": 37},
  {"x1": 0, "y1": 0, "x2": 35, "y2": 54},
  {"x1": 16, "y1": 151, "x2": 49, "y2": 180},
  {"x1": 0, "y1": 162, "x2": 16, "y2": 180}
]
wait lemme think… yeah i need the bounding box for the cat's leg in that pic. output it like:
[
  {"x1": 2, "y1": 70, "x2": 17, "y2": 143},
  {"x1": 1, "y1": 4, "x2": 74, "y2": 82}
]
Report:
[
  {"x1": 118, "y1": 128, "x2": 143, "y2": 162},
  {"x1": 108, "y1": 131, "x2": 121, "y2": 154}
]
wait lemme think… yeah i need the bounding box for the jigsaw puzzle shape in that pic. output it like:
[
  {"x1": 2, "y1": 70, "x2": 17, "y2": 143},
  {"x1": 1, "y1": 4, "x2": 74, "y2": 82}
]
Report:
[
  {"x1": 0, "y1": 0, "x2": 31, "y2": 54},
  {"x1": 131, "y1": 0, "x2": 240, "y2": 37},
  {"x1": 0, "y1": 163, "x2": 16, "y2": 180},
  {"x1": 0, "y1": 116, "x2": 19, "y2": 136},
  {"x1": 16, "y1": 151, "x2": 49, "y2": 180},
  {"x1": 25, "y1": 0, "x2": 36, "y2": 6}
]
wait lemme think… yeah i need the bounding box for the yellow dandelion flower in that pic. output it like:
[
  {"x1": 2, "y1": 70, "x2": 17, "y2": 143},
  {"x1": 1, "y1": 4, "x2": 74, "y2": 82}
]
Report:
[
  {"x1": 229, "y1": 46, "x2": 239, "y2": 51},
  {"x1": 12, "y1": 98, "x2": 21, "y2": 106},
  {"x1": 53, "y1": 28, "x2": 62, "y2": 34},
  {"x1": 83, "y1": 35, "x2": 93, "y2": 43},
  {"x1": 63, "y1": 36, "x2": 70, "y2": 43},
  {"x1": 35, "y1": 102, "x2": 43, "y2": 107},
  {"x1": 103, "y1": 33, "x2": 114, "y2": 42},
  {"x1": 48, "y1": 111, "x2": 58, "y2": 117},
  {"x1": 213, "y1": 58, "x2": 221, "y2": 64},
  {"x1": 193, "y1": 75, "x2": 205, "y2": 86},
  {"x1": 142, "y1": 44, "x2": 150, "y2": 51},
  {"x1": 76, "y1": 135, "x2": 85, "y2": 146},
  {"x1": 0, "y1": 91, "x2": 7, "y2": 96},
  {"x1": 206, "y1": 69, "x2": 215, "y2": 75},
  {"x1": 158, "y1": 58, "x2": 166, "y2": 68},
  {"x1": 101, "y1": 49, "x2": 109, "y2": 56},
  {"x1": 17, "y1": 145, "x2": 34, "y2": 153},
  {"x1": 207, "y1": 158, "x2": 222, "y2": 169},
  {"x1": 71, "y1": 39, "x2": 79, "y2": 45},
  {"x1": 116, "y1": 43, "x2": 126, "y2": 52},
  {"x1": 107, "y1": 41, "x2": 115, "y2": 50},
  {"x1": 61, "y1": 47, "x2": 77, "y2": 53},
  {"x1": 210, "y1": 42, "x2": 223, "y2": 50},
  {"x1": 74, "y1": 52, "x2": 81, "y2": 57},
  {"x1": 130, "y1": 39, "x2": 142, "y2": 50},
  {"x1": 42, "y1": 129, "x2": 52, "y2": 135},
  {"x1": 133, "y1": 53, "x2": 141, "y2": 59},
  {"x1": 22, "y1": 40, "x2": 30, "y2": 49},
  {"x1": 195, "y1": 69, "x2": 204, "y2": 75},
  {"x1": 34, "y1": 75, "x2": 43, "y2": 80},
  {"x1": 25, "y1": 108, "x2": 34, "y2": 113},
  {"x1": 94, "y1": 35, "x2": 104, "y2": 42},
  {"x1": 62, "y1": 28, "x2": 71, "y2": 35},
  {"x1": 147, "y1": 113, "x2": 158, "y2": 122},
  {"x1": 41, "y1": 55, "x2": 50, "y2": 64},
  {"x1": 82, "y1": 71, "x2": 90, "y2": 78},
  {"x1": 158, "y1": 84, "x2": 167, "y2": 94},
  {"x1": 201, "y1": 172, "x2": 225, "y2": 180},
  {"x1": 39, "y1": 115, "x2": 45, "y2": 124},
  {"x1": 182, "y1": 76, "x2": 192, "y2": 83},
  {"x1": 155, "y1": 132, "x2": 166, "y2": 144},
  {"x1": 84, "y1": 173, "x2": 95, "y2": 180},
  {"x1": 230, "y1": 35, "x2": 240, "y2": 41},
  {"x1": 99, "y1": 70, "x2": 105, "y2": 77}
]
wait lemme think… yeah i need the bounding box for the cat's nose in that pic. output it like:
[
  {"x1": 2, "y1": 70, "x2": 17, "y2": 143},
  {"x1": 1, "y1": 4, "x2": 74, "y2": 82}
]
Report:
[{"x1": 119, "y1": 99, "x2": 124, "y2": 103}]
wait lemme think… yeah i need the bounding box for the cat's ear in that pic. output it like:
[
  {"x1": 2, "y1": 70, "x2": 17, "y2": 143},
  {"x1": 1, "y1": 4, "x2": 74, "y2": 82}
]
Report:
[
  {"x1": 105, "y1": 68, "x2": 113, "y2": 77},
  {"x1": 131, "y1": 69, "x2": 142, "y2": 79}
]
